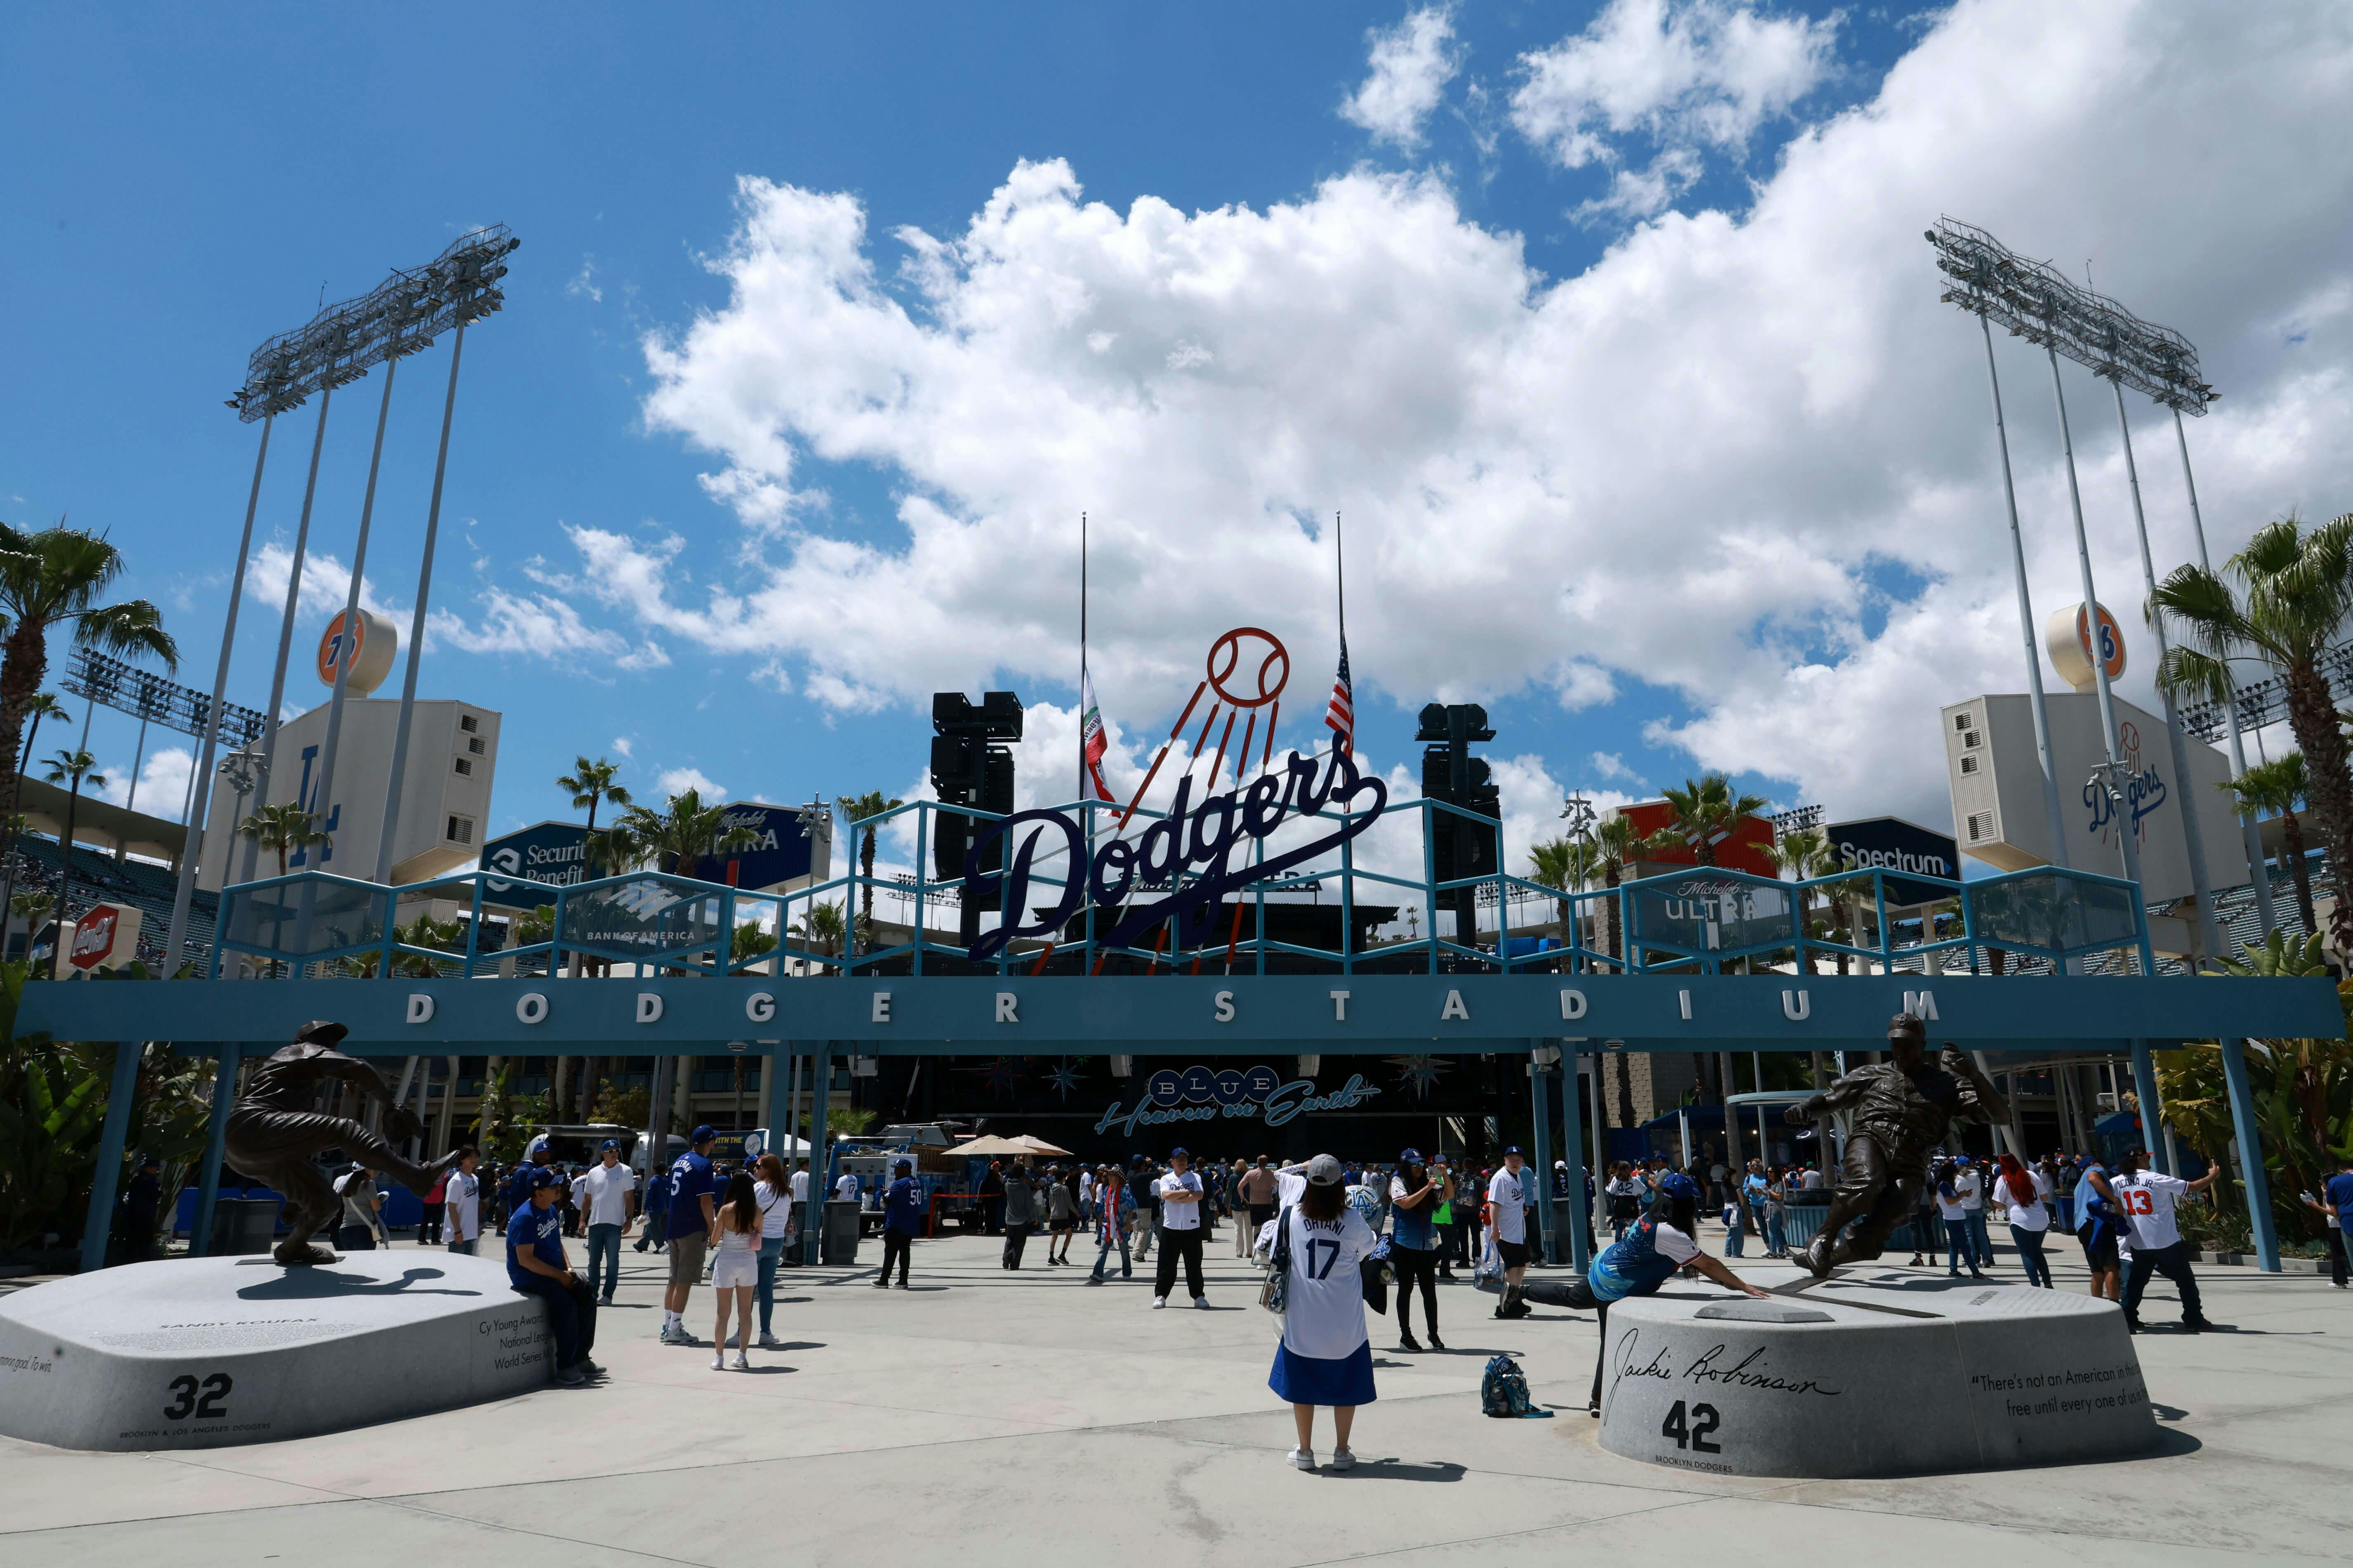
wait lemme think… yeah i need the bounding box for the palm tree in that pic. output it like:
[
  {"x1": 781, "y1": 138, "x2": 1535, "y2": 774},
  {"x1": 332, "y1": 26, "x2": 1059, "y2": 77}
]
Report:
[
  {"x1": 583, "y1": 823, "x2": 638, "y2": 881},
  {"x1": 615, "y1": 787, "x2": 757, "y2": 877},
  {"x1": 789, "y1": 900, "x2": 846, "y2": 974},
  {"x1": 0, "y1": 692, "x2": 68, "y2": 934},
  {"x1": 1525, "y1": 836, "x2": 1583, "y2": 947},
  {"x1": 41, "y1": 748, "x2": 104, "y2": 920},
  {"x1": 0, "y1": 523, "x2": 177, "y2": 801},
  {"x1": 2155, "y1": 514, "x2": 2353, "y2": 956},
  {"x1": 557, "y1": 756, "x2": 632, "y2": 836},
  {"x1": 1594, "y1": 816, "x2": 1679, "y2": 970},
  {"x1": 1660, "y1": 772, "x2": 1770, "y2": 866},
  {"x1": 732, "y1": 920, "x2": 780, "y2": 971},
  {"x1": 1765, "y1": 828, "x2": 1837, "y2": 974},
  {"x1": 835, "y1": 790, "x2": 904, "y2": 945},
  {"x1": 2221, "y1": 754, "x2": 2317, "y2": 938},
  {"x1": 236, "y1": 800, "x2": 328, "y2": 878}
]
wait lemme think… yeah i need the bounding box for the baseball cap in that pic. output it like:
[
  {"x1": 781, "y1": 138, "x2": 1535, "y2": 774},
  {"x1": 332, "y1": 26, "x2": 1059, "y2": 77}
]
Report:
[
  {"x1": 600, "y1": 1138, "x2": 620, "y2": 1151},
  {"x1": 1504, "y1": 1145, "x2": 1524, "y2": 1156},
  {"x1": 895, "y1": 1158, "x2": 913, "y2": 1173},
  {"x1": 691, "y1": 1124, "x2": 718, "y2": 1144},
  {"x1": 526, "y1": 1166, "x2": 563, "y2": 1191},
  {"x1": 1169, "y1": 1146, "x2": 1188, "y2": 1158},
  {"x1": 1954, "y1": 1154, "x2": 1973, "y2": 1165},
  {"x1": 1304, "y1": 1153, "x2": 1346, "y2": 1187},
  {"x1": 1656, "y1": 1171, "x2": 1700, "y2": 1202},
  {"x1": 527, "y1": 1134, "x2": 552, "y2": 1156},
  {"x1": 1398, "y1": 1147, "x2": 1423, "y2": 1164}
]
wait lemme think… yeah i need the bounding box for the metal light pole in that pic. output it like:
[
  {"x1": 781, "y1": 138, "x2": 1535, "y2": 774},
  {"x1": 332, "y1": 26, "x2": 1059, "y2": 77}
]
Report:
[
  {"x1": 2110, "y1": 381, "x2": 2221, "y2": 965},
  {"x1": 2045, "y1": 343, "x2": 2145, "y2": 902},
  {"x1": 165, "y1": 413, "x2": 274, "y2": 973},
  {"x1": 1982, "y1": 314, "x2": 2072, "y2": 865},
  {"x1": 242, "y1": 386, "x2": 335, "y2": 883},
  {"x1": 2171, "y1": 407, "x2": 2279, "y2": 938},
  {"x1": 375, "y1": 322, "x2": 466, "y2": 884},
  {"x1": 311, "y1": 354, "x2": 399, "y2": 867}
]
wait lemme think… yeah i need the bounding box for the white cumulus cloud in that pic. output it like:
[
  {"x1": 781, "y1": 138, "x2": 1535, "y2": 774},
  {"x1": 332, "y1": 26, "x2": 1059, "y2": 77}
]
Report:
[
  {"x1": 1342, "y1": 7, "x2": 1462, "y2": 150},
  {"x1": 1511, "y1": 0, "x2": 1838, "y2": 216},
  {"x1": 517, "y1": 0, "x2": 2353, "y2": 840}
]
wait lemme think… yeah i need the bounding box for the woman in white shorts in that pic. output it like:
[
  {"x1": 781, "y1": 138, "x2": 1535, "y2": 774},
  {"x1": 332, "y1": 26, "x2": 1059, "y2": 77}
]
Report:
[{"x1": 709, "y1": 1170, "x2": 762, "y2": 1370}]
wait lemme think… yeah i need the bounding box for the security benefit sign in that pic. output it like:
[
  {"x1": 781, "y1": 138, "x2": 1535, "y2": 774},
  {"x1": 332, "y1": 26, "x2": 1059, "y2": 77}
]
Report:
[
  {"x1": 964, "y1": 747, "x2": 1388, "y2": 962},
  {"x1": 1825, "y1": 817, "x2": 1959, "y2": 907},
  {"x1": 1097, "y1": 1063, "x2": 1382, "y2": 1137},
  {"x1": 481, "y1": 820, "x2": 589, "y2": 909}
]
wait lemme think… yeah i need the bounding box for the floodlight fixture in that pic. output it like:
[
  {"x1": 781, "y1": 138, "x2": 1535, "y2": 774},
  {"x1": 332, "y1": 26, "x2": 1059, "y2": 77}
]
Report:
[
  {"x1": 1925, "y1": 217, "x2": 2217, "y2": 413},
  {"x1": 226, "y1": 225, "x2": 520, "y2": 420}
]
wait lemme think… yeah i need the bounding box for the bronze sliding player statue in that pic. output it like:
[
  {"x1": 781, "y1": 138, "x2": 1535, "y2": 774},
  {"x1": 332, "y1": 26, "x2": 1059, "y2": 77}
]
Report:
[
  {"x1": 1784, "y1": 1012, "x2": 2009, "y2": 1276},
  {"x1": 224, "y1": 1021, "x2": 464, "y2": 1265}
]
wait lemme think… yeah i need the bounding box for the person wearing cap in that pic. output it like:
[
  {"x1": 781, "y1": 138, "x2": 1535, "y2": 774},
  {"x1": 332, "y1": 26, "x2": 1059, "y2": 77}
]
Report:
[
  {"x1": 333, "y1": 1164, "x2": 388, "y2": 1252},
  {"x1": 1485, "y1": 1147, "x2": 1532, "y2": 1318},
  {"x1": 2112, "y1": 1148, "x2": 2219, "y2": 1333},
  {"x1": 1258, "y1": 1154, "x2": 1379, "y2": 1471},
  {"x1": 506, "y1": 1166, "x2": 602, "y2": 1387},
  {"x1": 1955, "y1": 1153, "x2": 1995, "y2": 1271},
  {"x1": 1387, "y1": 1149, "x2": 1449, "y2": 1352},
  {"x1": 660, "y1": 1126, "x2": 720, "y2": 1344},
  {"x1": 579, "y1": 1138, "x2": 638, "y2": 1306},
  {"x1": 876, "y1": 1158, "x2": 924, "y2": 1288},
  {"x1": 502, "y1": 1134, "x2": 555, "y2": 1225},
  {"x1": 1000, "y1": 1155, "x2": 1041, "y2": 1271},
  {"x1": 1151, "y1": 1147, "x2": 1208, "y2": 1309},
  {"x1": 443, "y1": 1147, "x2": 483, "y2": 1255},
  {"x1": 635, "y1": 1157, "x2": 671, "y2": 1254},
  {"x1": 1518, "y1": 1171, "x2": 1770, "y2": 1414}
]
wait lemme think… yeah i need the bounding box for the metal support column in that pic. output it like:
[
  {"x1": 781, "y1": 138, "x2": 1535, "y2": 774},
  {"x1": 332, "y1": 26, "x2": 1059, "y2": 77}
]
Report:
[
  {"x1": 376, "y1": 323, "x2": 467, "y2": 883},
  {"x1": 2128, "y1": 1040, "x2": 2169, "y2": 1176},
  {"x1": 166, "y1": 414, "x2": 275, "y2": 971},
  {"x1": 2172, "y1": 407, "x2": 2278, "y2": 938},
  {"x1": 2215, "y1": 1038, "x2": 2280, "y2": 1270},
  {"x1": 2113, "y1": 383, "x2": 2221, "y2": 965},
  {"x1": 310, "y1": 356, "x2": 398, "y2": 852},
  {"x1": 189, "y1": 1043, "x2": 240, "y2": 1258},
  {"x1": 2047, "y1": 342, "x2": 2143, "y2": 895},
  {"x1": 764, "y1": 1041, "x2": 793, "y2": 1156},
  {"x1": 1560, "y1": 1048, "x2": 1591, "y2": 1272},
  {"x1": 243, "y1": 388, "x2": 335, "y2": 883},
  {"x1": 78, "y1": 1041, "x2": 141, "y2": 1275},
  {"x1": 1527, "y1": 1043, "x2": 1557, "y2": 1266},
  {"x1": 1982, "y1": 313, "x2": 2072, "y2": 863},
  {"x1": 804, "y1": 1043, "x2": 832, "y2": 1265}
]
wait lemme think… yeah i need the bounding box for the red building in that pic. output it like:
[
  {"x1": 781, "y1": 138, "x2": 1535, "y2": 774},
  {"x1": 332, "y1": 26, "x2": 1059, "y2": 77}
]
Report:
[{"x1": 1607, "y1": 800, "x2": 1778, "y2": 878}]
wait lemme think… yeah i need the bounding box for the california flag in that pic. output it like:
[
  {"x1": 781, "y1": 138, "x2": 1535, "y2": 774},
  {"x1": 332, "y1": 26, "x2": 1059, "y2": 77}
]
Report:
[{"x1": 1080, "y1": 669, "x2": 1114, "y2": 801}]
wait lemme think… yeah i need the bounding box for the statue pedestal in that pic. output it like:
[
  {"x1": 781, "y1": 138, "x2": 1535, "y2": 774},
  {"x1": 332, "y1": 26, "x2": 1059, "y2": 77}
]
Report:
[
  {"x1": 1598, "y1": 1269, "x2": 2155, "y2": 1478},
  {"x1": 0, "y1": 1250, "x2": 551, "y2": 1452}
]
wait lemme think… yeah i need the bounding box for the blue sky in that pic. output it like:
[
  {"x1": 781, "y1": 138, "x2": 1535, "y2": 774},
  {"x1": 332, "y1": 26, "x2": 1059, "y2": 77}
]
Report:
[{"x1": 4, "y1": 2, "x2": 2347, "y2": 890}]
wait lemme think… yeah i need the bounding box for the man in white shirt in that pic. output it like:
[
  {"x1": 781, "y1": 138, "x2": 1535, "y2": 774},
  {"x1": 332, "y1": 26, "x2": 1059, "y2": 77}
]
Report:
[
  {"x1": 578, "y1": 1139, "x2": 638, "y2": 1305},
  {"x1": 835, "y1": 1171, "x2": 862, "y2": 1205},
  {"x1": 1486, "y1": 1147, "x2": 1531, "y2": 1319},
  {"x1": 1954, "y1": 1156, "x2": 1995, "y2": 1270},
  {"x1": 789, "y1": 1161, "x2": 810, "y2": 1245},
  {"x1": 2112, "y1": 1149, "x2": 2219, "y2": 1333},
  {"x1": 1150, "y1": 1147, "x2": 1208, "y2": 1309},
  {"x1": 443, "y1": 1147, "x2": 483, "y2": 1256}
]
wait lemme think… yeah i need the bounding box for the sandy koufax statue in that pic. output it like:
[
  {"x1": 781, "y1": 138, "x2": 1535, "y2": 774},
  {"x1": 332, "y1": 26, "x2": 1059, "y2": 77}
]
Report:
[
  {"x1": 224, "y1": 1020, "x2": 465, "y2": 1266},
  {"x1": 1784, "y1": 1013, "x2": 2009, "y2": 1277}
]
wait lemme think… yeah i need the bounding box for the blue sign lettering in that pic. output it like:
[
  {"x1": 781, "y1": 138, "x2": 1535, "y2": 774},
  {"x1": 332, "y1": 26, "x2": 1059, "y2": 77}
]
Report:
[{"x1": 1094, "y1": 1065, "x2": 1381, "y2": 1138}]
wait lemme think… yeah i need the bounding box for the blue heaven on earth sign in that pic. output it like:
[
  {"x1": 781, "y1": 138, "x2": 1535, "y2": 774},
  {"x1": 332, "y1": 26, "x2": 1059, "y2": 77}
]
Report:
[{"x1": 1095, "y1": 1062, "x2": 1382, "y2": 1136}]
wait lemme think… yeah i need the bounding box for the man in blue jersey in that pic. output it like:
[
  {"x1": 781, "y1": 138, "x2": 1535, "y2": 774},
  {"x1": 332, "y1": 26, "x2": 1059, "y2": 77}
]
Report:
[
  {"x1": 507, "y1": 1167, "x2": 601, "y2": 1386},
  {"x1": 660, "y1": 1125, "x2": 719, "y2": 1344},
  {"x1": 1517, "y1": 1172, "x2": 1770, "y2": 1414}
]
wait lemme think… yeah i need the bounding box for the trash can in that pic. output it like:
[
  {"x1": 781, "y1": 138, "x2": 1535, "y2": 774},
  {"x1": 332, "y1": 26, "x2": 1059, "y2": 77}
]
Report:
[
  {"x1": 820, "y1": 1199, "x2": 862, "y2": 1264},
  {"x1": 209, "y1": 1197, "x2": 281, "y2": 1257}
]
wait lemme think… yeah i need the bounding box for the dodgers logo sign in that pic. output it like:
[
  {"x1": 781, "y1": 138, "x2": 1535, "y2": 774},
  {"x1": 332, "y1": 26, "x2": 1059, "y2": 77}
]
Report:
[{"x1": 961, "y1": 626, "x2": 1389, "y2": 962}]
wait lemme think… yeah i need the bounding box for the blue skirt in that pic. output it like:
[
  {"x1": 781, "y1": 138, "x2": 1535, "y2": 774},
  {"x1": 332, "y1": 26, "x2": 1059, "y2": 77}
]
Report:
[{"x1": 1269, "y1": 1340, "x2": 1377, "y2": 1407}]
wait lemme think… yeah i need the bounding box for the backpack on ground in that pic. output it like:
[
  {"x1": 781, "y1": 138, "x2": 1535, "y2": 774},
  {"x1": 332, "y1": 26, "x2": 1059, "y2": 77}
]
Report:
[{"x1": 1480, "y1": 1353, "x2": 1551, "y2": 1418}]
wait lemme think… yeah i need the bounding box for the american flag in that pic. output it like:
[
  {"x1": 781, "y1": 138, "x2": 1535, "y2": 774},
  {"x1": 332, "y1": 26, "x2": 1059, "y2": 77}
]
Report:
[{"x1": 1324, "y1": 638, "x2": 1354, "y2": 757}]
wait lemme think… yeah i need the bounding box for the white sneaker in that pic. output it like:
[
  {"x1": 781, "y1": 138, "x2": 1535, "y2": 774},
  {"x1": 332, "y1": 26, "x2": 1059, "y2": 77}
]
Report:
[
  {"x1": 731, "y1": 1353, "x2": 750, "y2": 1370},
  {"x1": 1288, "y1": 1448, "x2": 1316, "y2": 1471},
  {"x1": 1153, "y1": 1297, "x2": 1167, "y2": 1310},
  {"x1": 1329, "y1": 1448, "x2": 1356, "y2": 1471},
  {"x1": 710, "y1": 1354, "x2": 725, "y2": 1371}
]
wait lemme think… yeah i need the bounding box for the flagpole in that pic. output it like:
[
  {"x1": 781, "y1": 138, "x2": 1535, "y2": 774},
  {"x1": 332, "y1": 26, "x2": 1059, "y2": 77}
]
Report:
[
  {"x1": 1334, "y1": 510, "x2": 1346, "y2": 652},
  {"x1": 1081, "y1": 511, "x2": 1094, "y2": 971}
]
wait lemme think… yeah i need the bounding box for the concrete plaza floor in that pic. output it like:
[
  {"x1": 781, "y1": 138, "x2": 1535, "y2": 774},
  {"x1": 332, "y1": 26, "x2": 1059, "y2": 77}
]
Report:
[{"x1": 2, "y1": 1225, "x2": 2348, "y2": 1566}]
